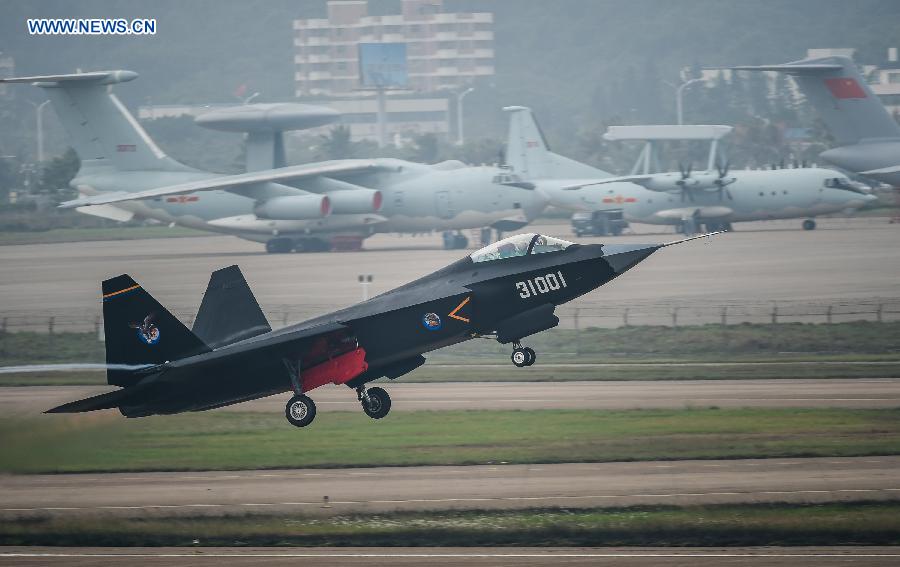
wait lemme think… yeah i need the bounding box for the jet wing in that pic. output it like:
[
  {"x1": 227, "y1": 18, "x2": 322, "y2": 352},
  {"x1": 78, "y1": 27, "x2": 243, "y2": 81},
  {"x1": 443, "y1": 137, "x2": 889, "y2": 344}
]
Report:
[
  {"x1": 59, "y1": 160, "x2": 384, "y2": 208},
  {"x1": 861, "y1": 164, "x2": 900, "y2": 176},
  {"x1": 558, "y1": 176, "x2": 655, "y2": 191},
  {"x1": 729, "y1": 62, "x2": 844, "y2": 75},
  {"x1": 46, "y1": 321, "x2": 354, "y2": 414},
  {"x1": 163, "y1": 321, "x2": 353, "y2": 374}
]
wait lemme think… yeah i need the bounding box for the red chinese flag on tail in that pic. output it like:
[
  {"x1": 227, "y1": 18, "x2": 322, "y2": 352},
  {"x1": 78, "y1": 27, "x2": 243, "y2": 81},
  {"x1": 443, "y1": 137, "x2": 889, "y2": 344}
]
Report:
[{"x1": 824, "y1": 77, "x2": 867, "y2": 99}]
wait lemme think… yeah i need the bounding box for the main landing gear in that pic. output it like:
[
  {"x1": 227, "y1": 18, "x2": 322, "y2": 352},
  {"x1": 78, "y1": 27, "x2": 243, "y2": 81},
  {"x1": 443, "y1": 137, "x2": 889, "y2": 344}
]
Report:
[
  {"x1": 284, "y1": 386, "x2": 392, "y2": 427},
  {"x1": 285, "y1": 394, "x2": 317, "y2": 427},
  {"x1": 510, "y1": 341, "x2": 536, "y2": 368}
]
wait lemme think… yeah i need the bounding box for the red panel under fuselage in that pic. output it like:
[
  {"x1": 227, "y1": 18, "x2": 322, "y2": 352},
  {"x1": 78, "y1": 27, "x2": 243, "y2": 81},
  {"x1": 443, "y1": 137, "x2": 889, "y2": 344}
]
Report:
[{"x1": 300, "y1": 347, "x2": 369, "y2": 392}]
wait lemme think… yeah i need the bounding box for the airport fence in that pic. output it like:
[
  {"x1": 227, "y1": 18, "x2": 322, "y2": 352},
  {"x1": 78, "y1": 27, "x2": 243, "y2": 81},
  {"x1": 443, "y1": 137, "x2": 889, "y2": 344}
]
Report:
[{"x1": 2, "y1": 299, "x2": 899, "y2": 335}]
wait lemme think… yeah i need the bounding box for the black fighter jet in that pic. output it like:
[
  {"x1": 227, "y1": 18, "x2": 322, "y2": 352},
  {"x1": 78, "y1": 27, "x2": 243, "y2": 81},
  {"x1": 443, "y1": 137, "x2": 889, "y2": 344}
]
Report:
[{"x1": 49, "y1": 232, "x2": 720, "y2": 427}]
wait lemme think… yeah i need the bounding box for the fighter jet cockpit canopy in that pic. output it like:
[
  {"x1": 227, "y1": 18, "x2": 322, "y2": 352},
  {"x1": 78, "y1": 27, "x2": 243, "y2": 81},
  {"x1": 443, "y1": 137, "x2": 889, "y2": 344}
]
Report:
[{"x1": 470, "y1": 233, "x2": 576, "y2": 263}]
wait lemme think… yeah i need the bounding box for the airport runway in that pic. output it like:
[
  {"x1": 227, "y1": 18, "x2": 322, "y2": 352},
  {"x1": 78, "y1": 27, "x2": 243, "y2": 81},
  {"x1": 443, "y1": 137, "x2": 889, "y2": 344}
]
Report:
[
  {"x1": 0, "y1": 218, "x2": 897, "y2": 322},
  {"x1": 2, "y1": 547, "x2": 899, "y2": 566},
  {"x1": 2, "y1": 378, "x2": 899, "y2": 416},
  {"x1": 1, "y1": 456, "x2": 897, "y2": 518}
]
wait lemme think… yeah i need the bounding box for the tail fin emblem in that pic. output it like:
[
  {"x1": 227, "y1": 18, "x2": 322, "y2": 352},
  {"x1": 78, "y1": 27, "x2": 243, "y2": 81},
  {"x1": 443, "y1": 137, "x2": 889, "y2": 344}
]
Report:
[{"x1": 129, "y1": 313, "x2": 160, "y2": 345}]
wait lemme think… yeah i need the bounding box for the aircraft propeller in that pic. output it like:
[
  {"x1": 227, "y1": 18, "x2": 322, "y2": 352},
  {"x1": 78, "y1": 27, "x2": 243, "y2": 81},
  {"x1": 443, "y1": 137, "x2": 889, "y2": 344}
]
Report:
[
  {"x1": 714, "y1": 160, "x2": 735, "y2": 201},
  {"x1": 676, "y1": 162, "x2": 695, "y2": 202}
]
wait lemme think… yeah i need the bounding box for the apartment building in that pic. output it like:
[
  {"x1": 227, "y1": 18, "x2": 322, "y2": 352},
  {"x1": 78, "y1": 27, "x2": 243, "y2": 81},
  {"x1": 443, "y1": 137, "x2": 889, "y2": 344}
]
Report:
[{"x1": 293, "y1": 0, "x2": 494, "y2": 97}]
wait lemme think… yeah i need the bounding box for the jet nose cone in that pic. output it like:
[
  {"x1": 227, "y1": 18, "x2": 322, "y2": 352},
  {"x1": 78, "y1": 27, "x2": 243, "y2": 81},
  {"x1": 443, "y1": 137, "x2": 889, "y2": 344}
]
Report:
[{"x1": 601, "y1": 244, "x2": 660, "y2": 274}]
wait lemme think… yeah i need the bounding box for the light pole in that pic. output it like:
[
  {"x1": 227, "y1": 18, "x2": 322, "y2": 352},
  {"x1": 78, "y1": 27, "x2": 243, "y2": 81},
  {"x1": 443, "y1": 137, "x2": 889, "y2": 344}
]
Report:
[
  {"x1": 665, "y1": 78, "x2": 704, "y2": 125},
  {"x1": 456, "y1": 87, "x2": 474, "y2": 145},
  {"x1": 28, "y1": 100, "x2": 50, "y2": 162},
  {"x1": 358, "y1": 274, "x2": 373, "y2": 301}
]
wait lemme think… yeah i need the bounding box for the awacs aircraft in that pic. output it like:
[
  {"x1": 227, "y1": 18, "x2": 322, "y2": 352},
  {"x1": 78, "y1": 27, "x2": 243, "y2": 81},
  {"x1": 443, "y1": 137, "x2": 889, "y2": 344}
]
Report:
[
  {"x1": 504, "y1": 107, "x2": 874, "y2": 233},
  {"x1": 1, "y1": 70, "x2": 545, "y2": 252},
  {"x1": 733, "y1": 56, "x2": 900, "y2": 187},
  {"x1": 47, "y1": 231, "x2": 719, "y2": 426}
]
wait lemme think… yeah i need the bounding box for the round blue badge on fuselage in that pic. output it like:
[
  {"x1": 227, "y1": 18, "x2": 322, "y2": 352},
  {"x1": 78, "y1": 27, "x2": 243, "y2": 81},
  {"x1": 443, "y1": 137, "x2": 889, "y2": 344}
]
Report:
[{"x1": 422, "y1": 312, "x2": 442, "y2": 331}]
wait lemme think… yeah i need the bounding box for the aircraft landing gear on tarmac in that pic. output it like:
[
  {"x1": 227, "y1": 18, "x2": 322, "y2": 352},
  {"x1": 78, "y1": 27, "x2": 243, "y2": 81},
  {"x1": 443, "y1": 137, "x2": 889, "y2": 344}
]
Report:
[
  {"x1": 510, "y1": 341, "x2": 536, "y2": 368},
  {"x1": 802, "y1": 219, "x2": 817, "y2": 231},
  {"x1": 442, "y1": 231, "x2": 469, "y2": 250},
  {"x1": 357, "y1": 385, "x2": 391, "y2": 419},
  {"x1": 285, "y1": 394, "x2": 317, "y2": 427},
  {"x1": 266, "y1": 237, "x2": 295, "y2": 254}
]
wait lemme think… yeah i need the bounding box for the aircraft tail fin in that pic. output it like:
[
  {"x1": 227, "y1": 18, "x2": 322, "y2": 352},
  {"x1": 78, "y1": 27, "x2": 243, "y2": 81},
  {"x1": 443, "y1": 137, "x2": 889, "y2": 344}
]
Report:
[
  {"x1": 0, "y1": 71, "x2": 190, "y2": 171},
  {"x1": 102, "y1": 274, "x2": 210, "y2": 386},
  {"x1": 732, "y1": 56, "x2": 900, "y2": 146},
  {"x1": 192, "y1": 265, "x2": 272, "y2": 349},
  {"x1": 503, "y1": 106, "x2": 613, "y2": 180}
]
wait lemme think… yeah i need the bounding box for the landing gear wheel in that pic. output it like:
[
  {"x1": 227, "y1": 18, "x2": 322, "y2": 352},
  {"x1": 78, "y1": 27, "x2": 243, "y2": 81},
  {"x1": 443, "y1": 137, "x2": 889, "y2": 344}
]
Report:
[
  {"x1": 802, "y1": 219, "x2": 816, "y2": 231},
  {"x1": 523, "y1": 347, "x2": 536, "y2": 366},
  {"x1": 362, "y1": 386, "x2": 391, "y2": 419},
  {"x1": 266, "y1": 238, "x2": 294, "y2": 254},
  {"x1": 285, "y1": 394, "x2": 316, "y2": 427},
  {"x1": 511, "y1": 348, "x2": 529, "y2": 368}
]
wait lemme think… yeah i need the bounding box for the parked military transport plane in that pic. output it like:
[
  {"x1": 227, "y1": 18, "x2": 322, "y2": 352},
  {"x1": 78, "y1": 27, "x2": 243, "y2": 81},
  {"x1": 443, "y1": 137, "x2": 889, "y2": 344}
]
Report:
[
  {"x1": 47, "y1": 231, "x2": 719, "y2": 427},
  {"x1": 505, "y1": 107, "x2": 875, "y2": 233},
  {"x1": 1, "y1": 70, "x2": 544, "y2": 252},
  {"x1": 733, "y1": 56, "x2": 900, "y2": 187}
]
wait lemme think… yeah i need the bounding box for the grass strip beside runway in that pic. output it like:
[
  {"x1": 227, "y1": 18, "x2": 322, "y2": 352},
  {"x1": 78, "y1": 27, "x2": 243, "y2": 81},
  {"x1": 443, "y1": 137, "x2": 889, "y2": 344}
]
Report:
[
  {"x1": 1, "y1": 502, "x2": 899, "y2": 547},
  {"x1": 2, "y1": 408, "x2": 899, "y2": 473}
]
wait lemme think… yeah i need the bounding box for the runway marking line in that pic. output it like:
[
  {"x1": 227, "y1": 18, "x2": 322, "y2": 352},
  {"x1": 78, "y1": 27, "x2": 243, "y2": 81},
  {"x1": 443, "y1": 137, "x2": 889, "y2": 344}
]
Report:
[
  {"x1": 5, "y1": 488, "x2": 900, "y2": 513},
  {"x1": 2, "y1": 552, "x2": 900, "y2": 559},
  {"x1": 5, "y1": 457, "x2": 894, "y2": 488}
]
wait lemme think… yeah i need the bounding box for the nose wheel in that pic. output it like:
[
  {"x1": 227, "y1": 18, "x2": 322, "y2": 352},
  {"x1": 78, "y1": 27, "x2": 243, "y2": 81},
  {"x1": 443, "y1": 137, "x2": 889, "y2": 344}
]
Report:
[
  {"x1": 358, "y1": 385, "x2": 391, "y2": 419},
  {"x1": 285, "y1": 394, "x2": 317, "y2": 427},
  {"x1": 511, "y1": 342, "x2": 536, "y2": 367}
]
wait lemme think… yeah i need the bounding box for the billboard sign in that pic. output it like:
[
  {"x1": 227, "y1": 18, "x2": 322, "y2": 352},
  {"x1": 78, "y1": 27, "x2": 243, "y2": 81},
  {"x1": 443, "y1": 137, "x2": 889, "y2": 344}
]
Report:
[{"x1": 358, "y1": 43, "x2": 408, "y2": 88}]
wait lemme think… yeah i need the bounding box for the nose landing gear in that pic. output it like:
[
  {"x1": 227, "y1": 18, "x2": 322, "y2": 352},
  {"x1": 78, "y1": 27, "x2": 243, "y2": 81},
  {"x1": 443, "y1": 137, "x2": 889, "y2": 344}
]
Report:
[
  {"x1": 511, "y1": 341, "x2": 536, "y2": 367},
  {"x1": 357, "y1": 385, "x2": 391, "y2": 419}
]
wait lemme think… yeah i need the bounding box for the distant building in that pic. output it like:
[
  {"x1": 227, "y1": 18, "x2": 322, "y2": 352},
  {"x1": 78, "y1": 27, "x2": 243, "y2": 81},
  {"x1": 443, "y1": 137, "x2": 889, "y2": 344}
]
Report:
[
  {"x1": 293, "y1": 0, "x2": 494, "y2": 97},
  {"x1": 866, "y1": 47, "x2": 900, "y2": 116}
]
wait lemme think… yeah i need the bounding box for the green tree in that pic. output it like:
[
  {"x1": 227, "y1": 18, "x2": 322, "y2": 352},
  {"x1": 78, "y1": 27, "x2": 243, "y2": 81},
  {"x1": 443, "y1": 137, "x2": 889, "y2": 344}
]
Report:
[
  {"x1": 36, "y1": 148, "x2": 80, "y2": 202},
  {"x1": 316, "y1": 125, "x2": 355, "y2": 160},
  {"x1": 407, "y1": 133, "x2": 441, "y2": 164},
  {"x1": 0, "y1": 158, "x2": 15, "y2": 204}
]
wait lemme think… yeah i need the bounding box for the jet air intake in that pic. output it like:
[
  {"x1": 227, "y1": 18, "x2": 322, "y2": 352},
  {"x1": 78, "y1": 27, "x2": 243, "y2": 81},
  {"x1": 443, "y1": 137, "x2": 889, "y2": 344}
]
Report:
[
  {"x1": 326, "y1": 189, "x2": 383, "y2": 214},
  {"x1": 254, "y1": 195, "x2": 331, "y2": 220}
]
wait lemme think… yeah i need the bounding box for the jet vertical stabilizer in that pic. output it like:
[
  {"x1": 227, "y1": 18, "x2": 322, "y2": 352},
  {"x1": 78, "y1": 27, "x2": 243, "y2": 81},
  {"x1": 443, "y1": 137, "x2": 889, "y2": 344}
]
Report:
[
  {"x1": 0, "y1": 71, "x2": 192, "y2": 172},
  {"x1": 503, "y1": 106, "x2": 613, "y2": 180},
  {"x1": 732, "y1": 57, "x2": 900, "y2": 146},
  {"x1": 192, "y1": 265, "x2": 272, "y2": 349},
  {"x1": 102, "y1": 274, "x2": 210, "y2": 386}
]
